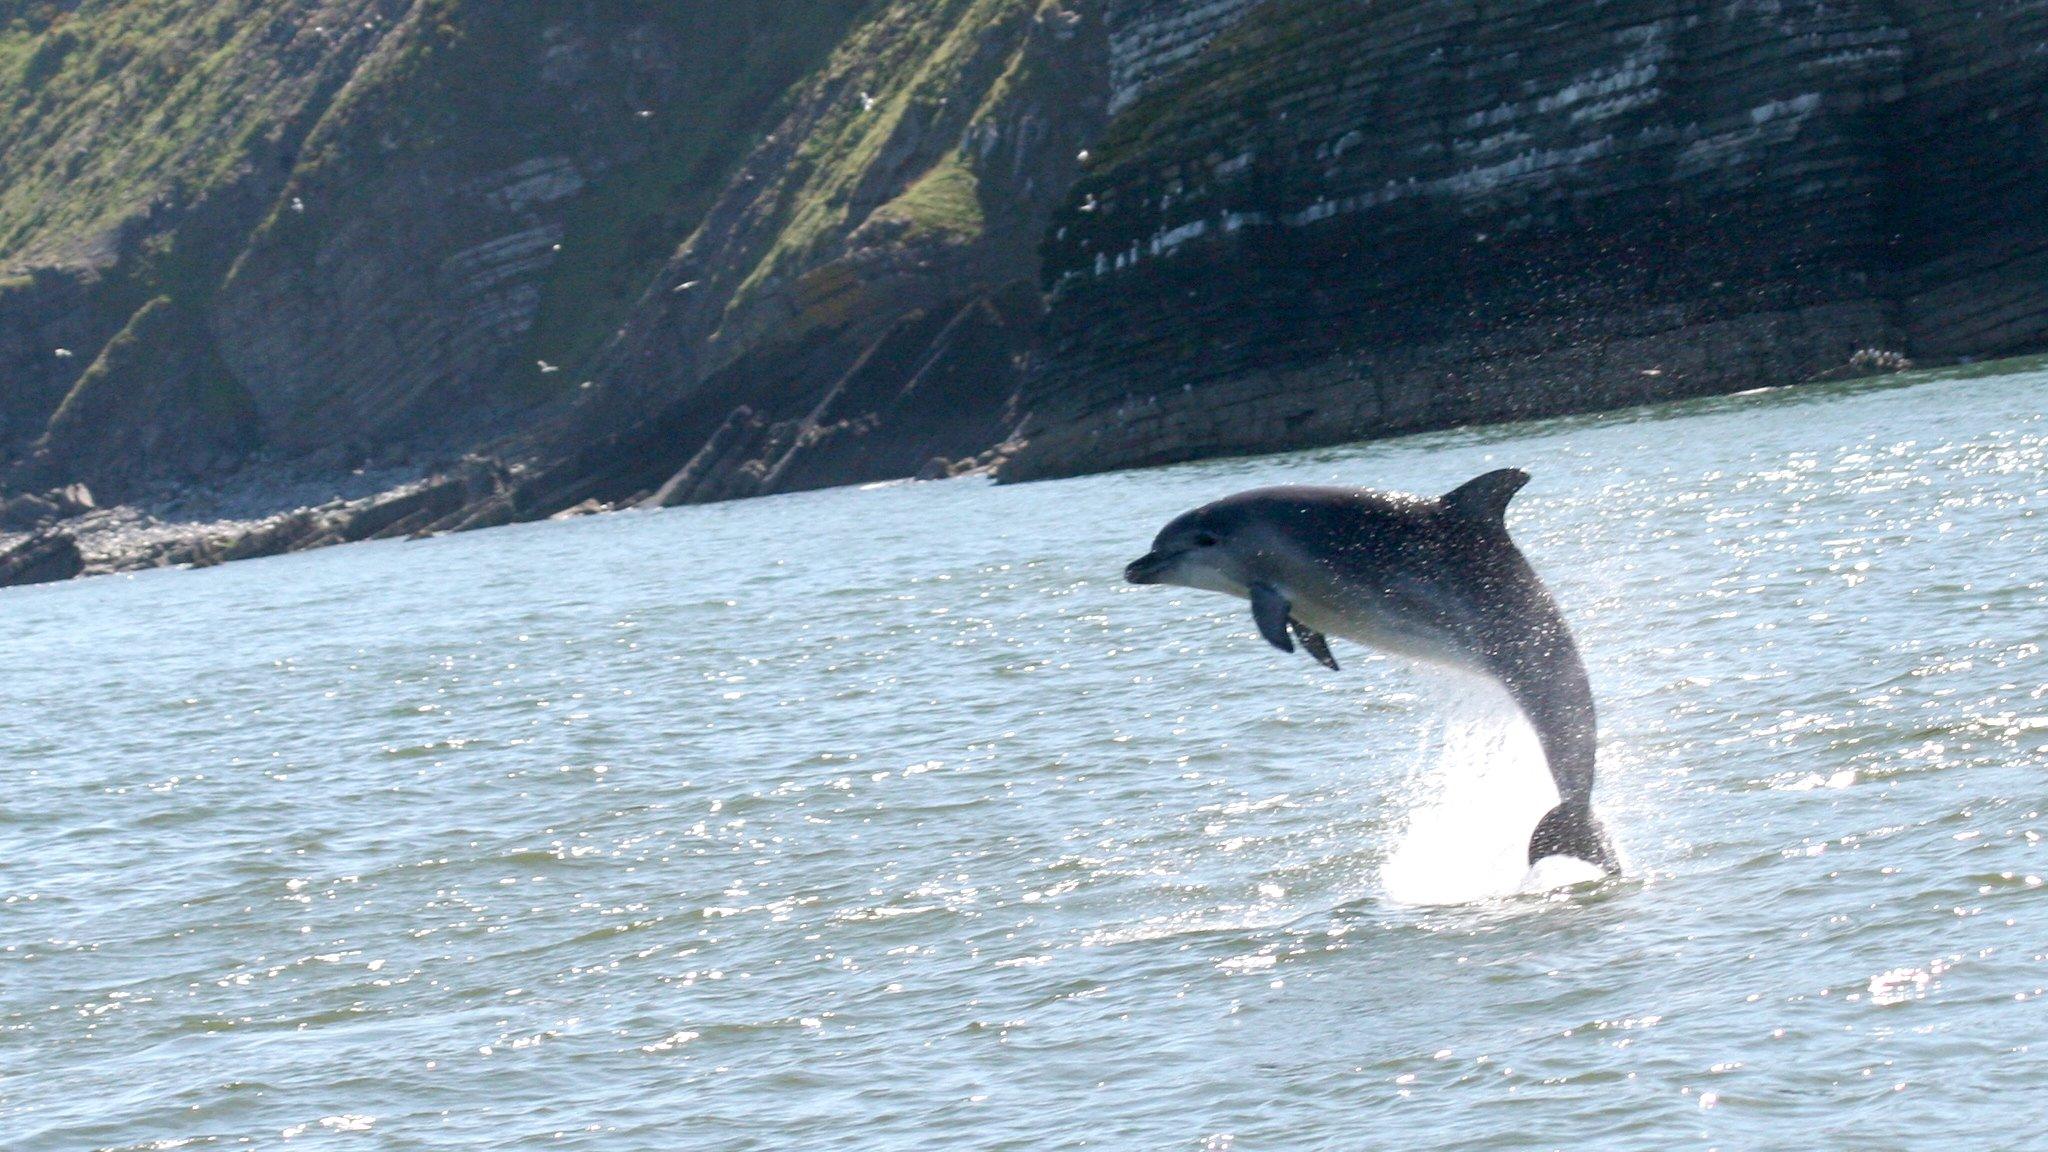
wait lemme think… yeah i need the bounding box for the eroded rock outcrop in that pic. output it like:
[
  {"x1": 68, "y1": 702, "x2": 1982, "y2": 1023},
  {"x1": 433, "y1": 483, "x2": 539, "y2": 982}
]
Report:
[
  {"x1": 516, "y1": 0, "x2": 1106, "y2": 514},
  {"x1": 211, "y1": 2, "x2": 877, "y2": 455},
  {"x1": 0, "y1": 527, "x2": 83, "y2": 587}
]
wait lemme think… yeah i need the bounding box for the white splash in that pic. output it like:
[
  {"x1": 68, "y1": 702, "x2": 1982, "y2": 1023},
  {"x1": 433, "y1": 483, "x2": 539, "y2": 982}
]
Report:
[
  {"x1": 1378, "y1": 674, "x2": 1601, "y2": 905},
  {"x1": 1523, "y1": 854, "x2": 1612, "y2": 891}
]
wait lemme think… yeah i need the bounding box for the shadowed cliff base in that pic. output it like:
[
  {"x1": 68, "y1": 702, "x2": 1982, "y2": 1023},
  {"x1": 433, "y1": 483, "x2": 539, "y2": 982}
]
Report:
[{"x1": 1003, "y1": 304, "x2": 1902, "y2": 483}]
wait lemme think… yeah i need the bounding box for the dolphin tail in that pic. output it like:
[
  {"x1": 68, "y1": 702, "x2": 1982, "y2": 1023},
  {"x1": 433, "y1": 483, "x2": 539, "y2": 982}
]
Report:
[{"x1": 1528, "y1": 803, "x2": 1620, "y2": 875}]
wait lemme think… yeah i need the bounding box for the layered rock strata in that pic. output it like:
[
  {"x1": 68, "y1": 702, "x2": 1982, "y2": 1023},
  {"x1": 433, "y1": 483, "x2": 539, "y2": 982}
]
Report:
[{"x1": 1008, "y1": 0, "x2": 2032, "y2": 479}]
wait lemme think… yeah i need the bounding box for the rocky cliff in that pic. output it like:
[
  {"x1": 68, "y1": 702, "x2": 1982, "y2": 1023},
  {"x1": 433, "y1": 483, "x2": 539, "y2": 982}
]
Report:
[
  {"x1": 492, "y1": 0, "x2": 1106, "y2": 516},
  {"x1": 2, "y1": 0, "x2": 2046, "y2": 583},
  {"x1": 1007, "y1": 0, "x2": 2048, "y2": 478},
  {"x1": 0, "y1": 1, "x2": 883, "y2": 496}
]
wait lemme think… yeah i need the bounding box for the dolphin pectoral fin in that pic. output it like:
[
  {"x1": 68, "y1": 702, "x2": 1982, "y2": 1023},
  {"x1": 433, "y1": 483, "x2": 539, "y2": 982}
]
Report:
[
  {"x1": 1290, "y1": 621, "x2": 1340, "y2": 671},
  {"x1": 1249, "y1": 583, "x2": 1295, "y2": 654}
]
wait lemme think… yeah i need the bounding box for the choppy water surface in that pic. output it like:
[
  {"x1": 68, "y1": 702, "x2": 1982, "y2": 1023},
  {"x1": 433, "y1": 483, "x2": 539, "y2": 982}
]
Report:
[{"x1": 6, "y1": 364, "x2": 2048, "y2": 1150}]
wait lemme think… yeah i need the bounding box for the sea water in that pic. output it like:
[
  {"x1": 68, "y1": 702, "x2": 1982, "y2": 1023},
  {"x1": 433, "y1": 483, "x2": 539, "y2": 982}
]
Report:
[{"x1": 4, "y1": 362, "x2": 2046, "y2": 1149}]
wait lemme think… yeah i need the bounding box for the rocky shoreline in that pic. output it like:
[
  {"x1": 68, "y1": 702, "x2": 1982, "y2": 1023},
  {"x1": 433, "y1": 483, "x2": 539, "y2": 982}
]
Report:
[
  {"x1": 0, "y1": 457, "x2": 512, "y2": 589},
  {"x1": 0, "y1": 434, "x2": 1033, "y2": 590}
]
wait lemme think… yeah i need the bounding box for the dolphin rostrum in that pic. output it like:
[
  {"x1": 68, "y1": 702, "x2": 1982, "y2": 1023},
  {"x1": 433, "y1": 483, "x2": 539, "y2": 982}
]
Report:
[{"x1": 1124, "y1": 468, "x2": 1620, "y2": 875}]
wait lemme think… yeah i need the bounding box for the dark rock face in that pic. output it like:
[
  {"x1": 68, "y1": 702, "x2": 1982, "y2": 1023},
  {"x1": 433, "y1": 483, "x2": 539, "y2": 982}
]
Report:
[
  {"x1": 1886, "y1": 0, "x2": 2048, "y2": 360},
  {"x1": 533, "y1": 281, "x2": 1042, "y2": 514},
  {"x1": 35, "y1": 297, "x2": 259, "y2": 499},
  {"x1": 0, "y1": 270, "x2": 103, "y2": 454},
  {"x1": 1104, "y1": 0, "x2": 1265, "y2": 114},
  {"x1": 0, "y1": 528, "x2": 83, "y2": 588},
  {"x1": 0, "y1": 483, "x2": 94, "y2": 531},
  {"x1": 1005, "y1": 0, "x2": 2048, "y2": 479}
]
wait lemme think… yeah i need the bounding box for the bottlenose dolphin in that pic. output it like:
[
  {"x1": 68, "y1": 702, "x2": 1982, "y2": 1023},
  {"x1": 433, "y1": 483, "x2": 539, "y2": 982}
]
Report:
[{"x1": 1124, "y1": 468, "x2": 1620, "y2": 875}]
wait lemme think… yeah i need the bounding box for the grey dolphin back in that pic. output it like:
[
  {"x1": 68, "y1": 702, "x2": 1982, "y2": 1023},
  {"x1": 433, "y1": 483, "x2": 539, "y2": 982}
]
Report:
[{"x1": 1434, "y1": 474, "x2": 1595, "y2": 794}]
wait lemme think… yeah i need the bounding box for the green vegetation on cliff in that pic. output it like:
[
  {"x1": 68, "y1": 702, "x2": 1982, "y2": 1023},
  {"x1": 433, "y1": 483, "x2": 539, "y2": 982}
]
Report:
[
  {"x1": 1, "y1": 0, "x2": 891, "y2": 476},
  {"x1": 726, "y1": 0, "x2": 1039, "y2": 304},
  {"x1": 0, "y1": 0, "x2": 1095, "y2": 501},
  {"x1": 41, "y1": 293, "x2": 257, "y2": 483},
  {"x1": 517, "y1": 2, "x2": 875, "y2": 387},
  {"x1": 263, "y1": 1, "x2": 874, "y2": 391},
  {"x1": 205, "y1": 0, "x2": 884, "y2": 446},
  {"x1": 0, "y1": 0, "x2": 383, "y2": 269}
]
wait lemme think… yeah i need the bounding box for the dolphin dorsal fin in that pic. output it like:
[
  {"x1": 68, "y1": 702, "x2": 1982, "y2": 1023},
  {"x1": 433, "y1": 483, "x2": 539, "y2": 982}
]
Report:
[{"x1": 1443, "y1": 468, "x2": 1530, "y2": 524}]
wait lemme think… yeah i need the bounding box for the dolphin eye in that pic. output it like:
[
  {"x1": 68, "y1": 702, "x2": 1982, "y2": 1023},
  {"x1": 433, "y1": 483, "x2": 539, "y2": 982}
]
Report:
[{"x1": 1193, "y1": 532, "x2": 1219, "y2": 548}]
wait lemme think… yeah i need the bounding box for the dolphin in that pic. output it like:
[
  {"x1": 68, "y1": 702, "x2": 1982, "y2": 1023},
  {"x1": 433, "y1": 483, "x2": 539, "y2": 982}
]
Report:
[{"x1": 1124, "y1": 468, "x2": 1619, "y2": 875}]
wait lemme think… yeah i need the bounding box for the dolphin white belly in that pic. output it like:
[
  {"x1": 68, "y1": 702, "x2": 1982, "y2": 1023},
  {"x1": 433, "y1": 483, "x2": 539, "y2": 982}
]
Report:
[{"x1": 1284, "y1": 588, "x2": 1481, "y2": 675}]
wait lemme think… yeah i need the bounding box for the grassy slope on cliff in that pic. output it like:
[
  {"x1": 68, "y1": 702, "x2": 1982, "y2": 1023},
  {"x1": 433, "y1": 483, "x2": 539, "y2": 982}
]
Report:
[
  {"x1": 660, "y1": 0, "x2": 1085, "y2": 379},
  {"x1": 3, "y1": 0, "x2": 881, "y2": 466},
  {"x1": 0, "y1": 0, "x2": 402, "y2": 487},
  {"x1": 0, "y1": 0, "x2": 392, "y2": 270},
  {"x1": 519, "y1": 1, "x2": 877, "y2": 388},
  {"x1": 725, "y1": 0, "x2": 1033, "y2": 305},
  {"x1": 2, "y1": 0, "x2": 1084, "y2": 498},
  {"x1": 224, "y1": 0, "x2": 876, "y2": 407}
]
